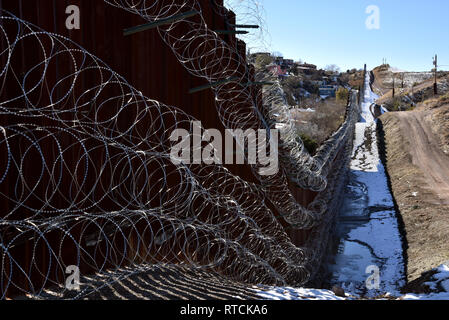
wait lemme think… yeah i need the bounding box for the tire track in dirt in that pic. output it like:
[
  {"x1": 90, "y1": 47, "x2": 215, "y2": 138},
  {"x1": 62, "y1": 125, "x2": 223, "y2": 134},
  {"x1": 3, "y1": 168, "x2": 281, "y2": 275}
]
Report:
[{"x1": 396, "y1": 111, "x2": 449, "y2": 205}]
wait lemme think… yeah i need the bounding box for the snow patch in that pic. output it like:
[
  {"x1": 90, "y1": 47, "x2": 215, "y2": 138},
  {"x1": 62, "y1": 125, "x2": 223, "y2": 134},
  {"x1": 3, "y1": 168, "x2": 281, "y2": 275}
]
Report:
[
  {"x1": 252, "y1": 286, "x2": 347, "y2": 300},
  {"x1": 401, "y1": 264, "x2": 449, "y2": 300},
  {"x1": 329, "y1": 71, "x2": 405, "y2": 297},
  {"x1": 389, "y1": 67, "x2": 406, "y2": 73}
]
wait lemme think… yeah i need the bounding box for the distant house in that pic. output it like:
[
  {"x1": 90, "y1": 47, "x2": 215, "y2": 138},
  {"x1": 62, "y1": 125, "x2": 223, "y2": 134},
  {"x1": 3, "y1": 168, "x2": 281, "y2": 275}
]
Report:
[
  {"x1": 274, "y1": 56, "x2": 284, "y2": 66},
  {"x1": 311, "y1": 80, "x2": 325, "y2": 86},
  {"x1": 319, "y1": 85, "x2": 337, "y2": 98},
  {"x1": 272, "y1": 56, "x2": 295, "y2": 71},
  {"x1": 298, "y1": 63, "x2": 317, "y2": 70},
  {"x1": 267, "y1": 64, "x2": 287, "y2": 78},
  {"x1": 297, "y1": 63, "x2": 317, "y2": 75},
  {"x1": 283, "y1": 59, "x2": 294, "y2": 66}
]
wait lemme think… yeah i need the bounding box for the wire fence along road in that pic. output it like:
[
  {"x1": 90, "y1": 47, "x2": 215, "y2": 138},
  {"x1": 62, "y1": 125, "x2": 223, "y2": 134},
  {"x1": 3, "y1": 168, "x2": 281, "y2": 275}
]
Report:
[{"x1": 0, "y1": 0, "x2": 361, "y2": 299}]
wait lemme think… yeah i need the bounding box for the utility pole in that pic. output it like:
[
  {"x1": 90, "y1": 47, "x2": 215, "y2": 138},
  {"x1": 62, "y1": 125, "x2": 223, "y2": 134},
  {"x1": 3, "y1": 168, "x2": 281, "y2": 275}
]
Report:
[
  {"x1": 433, "y1": 54, "x2": 438, "y2": 95},
  {"x1": 363, "y1": 64, "x2": 367, "y2": 103},
  {"x1": 392, "y1": 73, "x2": 395, "y2": 98}
]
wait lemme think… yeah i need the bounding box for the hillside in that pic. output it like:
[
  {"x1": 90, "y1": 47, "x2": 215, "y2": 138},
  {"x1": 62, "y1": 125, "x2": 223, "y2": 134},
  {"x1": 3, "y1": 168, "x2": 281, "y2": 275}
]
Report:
[
  {"x1": 250, "y1": 52, "x2": 355, "y2": 153},
  {"x1": 372, "y1": 64, "x2": 449, "y2": 110},
  {"x1": 371, "y1": 64, "x2": 435, "y2": 96},
  {"x1": 378, "y1": 94, "x2": 449, "y2": 283}
]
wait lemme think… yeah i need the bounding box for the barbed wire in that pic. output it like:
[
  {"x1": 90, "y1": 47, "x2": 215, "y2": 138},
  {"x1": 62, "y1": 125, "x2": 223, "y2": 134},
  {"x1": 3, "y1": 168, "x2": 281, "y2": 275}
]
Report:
[
  {"x1": 0, "y1": 11, "x2": 308, "y2": 298},
  {"x1": 0, "y1": 0, "x2": 359, "y2": 299},
  {"x1": 105, "y1": 0, "x2": 359, "y2": 228},
  {"x1": 223, "y1": 0, "x2": 271, "y2": 53}
]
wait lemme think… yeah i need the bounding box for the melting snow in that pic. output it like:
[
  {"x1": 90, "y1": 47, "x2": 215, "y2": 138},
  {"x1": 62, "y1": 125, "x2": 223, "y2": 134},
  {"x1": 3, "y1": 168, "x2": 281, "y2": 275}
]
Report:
[
  {"x1": 252, "y1": 286, "x2": 347, "y2": 300},
  {"x1": 402, "y1": 264, "x2": 449, "y2": 300},
  {"x1": 329, "y1": 71, "x2": 405, "y2": 297}
]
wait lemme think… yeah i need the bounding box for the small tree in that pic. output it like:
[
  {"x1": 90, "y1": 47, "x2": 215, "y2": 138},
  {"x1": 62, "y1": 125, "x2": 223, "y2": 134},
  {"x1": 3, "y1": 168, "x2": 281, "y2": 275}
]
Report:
[
  {"x1": 254, "y1": 54, "x2": 273, "y2": 70},
  {"x1": 298, "y1": 133, "x2": 318, "y2": 155},
  {"x1": 325, "y1": 64, "x2": 341, "y2": 74},
  {"x1": 336, "y1": 87, "x2": 349, "y2": 103}
]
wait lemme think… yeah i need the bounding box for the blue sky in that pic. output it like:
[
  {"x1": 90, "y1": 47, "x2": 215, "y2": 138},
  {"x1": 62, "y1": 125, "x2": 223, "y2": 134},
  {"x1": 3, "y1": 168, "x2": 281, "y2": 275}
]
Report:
[{"x1": 242, "y1": 0, "x2": 449, "y2": 72}]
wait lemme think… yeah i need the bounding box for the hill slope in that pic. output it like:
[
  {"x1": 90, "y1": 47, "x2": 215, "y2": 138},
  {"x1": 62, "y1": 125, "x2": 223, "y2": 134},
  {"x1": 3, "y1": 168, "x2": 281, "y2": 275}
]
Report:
[{"x1": 378, "y1": 99, "x2": 449, "y2": 282}]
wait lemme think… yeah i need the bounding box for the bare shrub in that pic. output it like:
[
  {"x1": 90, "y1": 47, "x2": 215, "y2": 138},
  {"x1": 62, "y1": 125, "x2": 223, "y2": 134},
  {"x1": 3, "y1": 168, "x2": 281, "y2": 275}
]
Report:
[{"x1": 295, "y1": 98, "x2": 347, "y2": 153}]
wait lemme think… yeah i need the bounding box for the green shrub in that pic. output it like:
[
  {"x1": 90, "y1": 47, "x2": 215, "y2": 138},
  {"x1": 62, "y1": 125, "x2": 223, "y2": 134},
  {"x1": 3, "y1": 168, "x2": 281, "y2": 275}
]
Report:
[
  {"x1": 391, "y1": 97, "x2": 401, "y2": 111},
  {"x1": 336, "y1": 87, "x2": 349, "y2": 102},
  {"x1": 255, "y1": 55, "x2": 273, "y2": 70},
  {"x1": 299, "y1": 133, "x2": 318, "y2": 155}
]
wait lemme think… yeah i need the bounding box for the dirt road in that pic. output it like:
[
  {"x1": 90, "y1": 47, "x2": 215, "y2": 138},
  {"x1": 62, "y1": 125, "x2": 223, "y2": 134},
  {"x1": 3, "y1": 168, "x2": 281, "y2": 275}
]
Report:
[{"x1": 396, "y1": 111, "x2": 449, "y2": 205}]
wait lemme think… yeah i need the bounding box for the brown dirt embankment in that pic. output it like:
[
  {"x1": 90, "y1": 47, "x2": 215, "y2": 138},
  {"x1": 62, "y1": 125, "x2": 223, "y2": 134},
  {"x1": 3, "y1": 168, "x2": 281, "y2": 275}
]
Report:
[{"x1": 378, "y1": 103, "x2": 449, "y2": 283}]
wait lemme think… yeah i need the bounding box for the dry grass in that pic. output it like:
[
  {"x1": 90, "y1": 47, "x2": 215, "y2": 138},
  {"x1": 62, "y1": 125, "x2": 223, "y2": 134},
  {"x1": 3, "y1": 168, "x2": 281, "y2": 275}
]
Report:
[
  {"x1": 294, "y1": 98, "x2": 347, "y2": 152},
  {"x1": 418, "y1": 97, "x2": 449, "y2": 155},
  {"x1": 431, "y1": 105, "x2": 449, "y2": 155},
  {"x1": 379, "y1": 113, "x2": 449, "y2": 282},
  {"x1": 425, "y1": 103, "x2": 449, "y2": 156}
]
